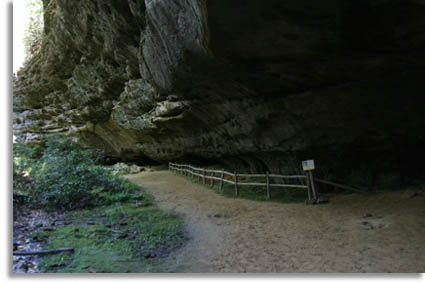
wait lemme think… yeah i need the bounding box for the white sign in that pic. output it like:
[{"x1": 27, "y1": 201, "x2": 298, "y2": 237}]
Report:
[{"x1": 302, "y1": 160, "x2": 315, "y2": 171}]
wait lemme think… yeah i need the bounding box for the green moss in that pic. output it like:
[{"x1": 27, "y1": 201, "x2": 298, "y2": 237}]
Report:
[{"x1": 38, "y1": 202, "x2": 187, "y2": 273}]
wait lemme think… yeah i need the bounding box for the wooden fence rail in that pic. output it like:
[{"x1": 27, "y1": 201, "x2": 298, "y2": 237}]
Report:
[
  {"x1": 169, "y1": 162, "x2": 309, "y2": 200},
  {"x1": 314, "y1": 178, "x2": 367, "y2": 194},
  {"x1": 168, "y1": 161, "x2": 368, "y2": 204}
]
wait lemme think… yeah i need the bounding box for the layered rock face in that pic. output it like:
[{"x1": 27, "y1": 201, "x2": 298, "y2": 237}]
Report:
[{"x1": 14, "y1": 0, "x2": 425, "y2": 184}]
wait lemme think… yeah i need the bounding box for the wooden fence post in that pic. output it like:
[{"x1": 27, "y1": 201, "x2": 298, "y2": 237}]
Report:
[
  {"x1": 202, "y1": 169, "x2": 206, "y2": 184},
  {"x1": 219, "y1": 169, "x2": 224, "y2": 192},
  {"x1": 308, "y1": 170, "x2": 317, "y2": 200},
  {"x1": 234, "y1": 172, "x2": 239, "y2": 197},
  {"x1": 305, "y1": 172, "x2": 312, "y2": 201},
  {"x1": 302, "y1": 160, "x2": 317, "y2": 203},
  {"x1": 266, "y1": 171, "x2": 271, "y2": 200},
  {"x1": 210, "y1": 172, "x2": 214, "y2": 187}
]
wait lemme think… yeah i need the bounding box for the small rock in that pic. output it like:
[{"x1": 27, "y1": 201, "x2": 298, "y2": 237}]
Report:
[
  {"x1": 49, "y1": 263, "x2": 66, "y2": 268},
  {"x1": 360, "y1": 221, "x2": 375, "y2": 230},
  {"x1": 111, "y1": 162, "x2": 131, "y2": 175},
  {"x1": 129, "y1": 165, "x2": 143, "y2": 174},
  {"x1": 52, "y1": 220, "x2": 64, "y2": 226},
  {"x1": 315, "y1": 197, "x2": 329, "y2": 204},
  {"x1": 13, "y1": 241, "x2": 20, "y2": 251},
  {"x1": 409, "y1": 192, "x2": 419, "y2": 199},
  {"x1": 143, "y1": 167, "x2": 154, "y2": 172},
  {"x1": 17, "y1": 262, "x2": 29, "y2": 272},
  {"x1": 42, "y1": 227, "x2": 55, "y2": 232},
  {"x1": 31, "y1": 234, "x2": 41, "y2": 241}
]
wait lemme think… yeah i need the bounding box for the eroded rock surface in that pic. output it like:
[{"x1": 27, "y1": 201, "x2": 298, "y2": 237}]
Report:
[{"x1": 14, "y1": 0, "x2": 425, "y2": 182}]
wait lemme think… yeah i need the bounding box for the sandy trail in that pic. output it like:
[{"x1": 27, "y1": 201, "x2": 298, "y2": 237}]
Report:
[{"x1": 125, "y1": 171, "x2": 425, "y2": 273}]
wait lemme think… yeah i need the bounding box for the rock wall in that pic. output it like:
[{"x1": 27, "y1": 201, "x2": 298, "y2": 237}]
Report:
[{"x1": 14, "y1": 0, "x2": 425, "y2": 184}]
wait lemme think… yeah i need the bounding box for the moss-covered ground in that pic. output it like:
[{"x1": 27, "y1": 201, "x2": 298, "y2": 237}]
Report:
[{"x1": 34, "y1": 201, "x2": 187, "y2": 273}]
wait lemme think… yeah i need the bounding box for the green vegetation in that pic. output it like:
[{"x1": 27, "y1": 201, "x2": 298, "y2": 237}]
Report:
[
  {"x1": 13, "y1": 141, "x2": 42, "y2": 194},
  {"x1": 14, "y1": 136, "x2": 145, "y2": 210},
  {"x1": 24, "y1": 0, "x2": 44, "y2": 63},
  {"x1": 14, "y1": 136, "x2": 187, "y2": 272},
  {"x1": 184, "y1": 174, "x2": 307, "y2": 203},
  {"x1": 35, "y1": 203, "x2": 186, "y2": 273}
]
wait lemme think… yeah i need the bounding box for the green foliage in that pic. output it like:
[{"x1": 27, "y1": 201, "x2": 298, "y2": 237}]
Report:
[
  {"x1": 24, "y1": 0, "x2": 44, "y2": 62},
  {"x1": 14, "y1": 136, "x2": 148, "y2": 210},
  {"x1": 14, "y1": 137, "x2": 187, "y2": 272},
  {"x1": 37, "y1": 203, "x2": 186, "y2": 273},
  {"x1": 13, "y1": 141, "x2": 43, "y2": 194},
  {"x1": 136, "y1": 143, "x2": 144, "y2": 151},
  {"x1": 13, "y1": 141, "x2": 43, "y2": 173}
]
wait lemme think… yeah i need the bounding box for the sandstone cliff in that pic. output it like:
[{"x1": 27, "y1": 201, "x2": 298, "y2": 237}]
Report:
[{"x1": 14, "y1": 0, "x2": 425, "y2": 185}]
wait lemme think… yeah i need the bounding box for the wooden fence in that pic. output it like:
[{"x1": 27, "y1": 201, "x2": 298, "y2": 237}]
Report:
[
  {"x1": 168, "y1": 162, "x2": 367, "y2": 203},
  {"x1": 168, "y1": 162, "x2": 315, "y2": 201}
]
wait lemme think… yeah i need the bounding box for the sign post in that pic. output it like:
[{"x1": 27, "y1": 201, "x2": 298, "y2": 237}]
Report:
[
  {"x1": 302, "y1": 160, "x2": 317, "y2": 203},
  {"x1": 302, "y1": 160, "x2": 315, "y2": 171}
]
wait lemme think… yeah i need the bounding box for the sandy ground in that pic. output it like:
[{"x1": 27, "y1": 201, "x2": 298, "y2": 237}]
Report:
[{"x1": 125, "y1": 171, "x2": 425, "y2": 273}]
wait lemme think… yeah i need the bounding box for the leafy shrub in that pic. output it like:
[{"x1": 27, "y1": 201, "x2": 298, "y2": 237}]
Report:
[
  {"x1": 13, "y1": 142, "x2": 43, "y2": 176},
  {"x1": 19, "y1": 136, "x2": 147, "y2": 210},
  {"x1": 13, "y1": 141, "x2": 44, "y2": 194}
]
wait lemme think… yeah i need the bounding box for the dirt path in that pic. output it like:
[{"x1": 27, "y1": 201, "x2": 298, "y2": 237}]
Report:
[{"x1": 125, "y1": 171, "x2": 425, "y2": 273}]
